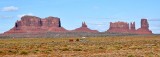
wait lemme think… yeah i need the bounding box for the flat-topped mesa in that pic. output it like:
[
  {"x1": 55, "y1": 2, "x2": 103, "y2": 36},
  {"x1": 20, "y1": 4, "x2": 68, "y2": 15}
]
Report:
[
  {"x1": 4, "y1": 15, "x2": 67, "y2": 34},
  {"x1": 14, "y1": 16, "x2": 41, "y2": 29},
  {"x1": 72, "y1": 22, "x2": 98, "y2": 33},
  {"x1": 20, "y1": 16, "x2": 42, "y2": 27},
  {"x1": 136, "y1": 19, "x2": 152, "y2": 34},
  {"x1": 5, "y1": 16, "x2": 42, "y2": 34},
  {"x1": 40, "y1": 16, "x2": 67, "y2": 32},
  {"x1": 106, "y1": 19, "x2": 152, "y2": 34},
  {"x1": 107, "y1": 21, "x2": 130, "y2": 33},
  {"x1": 41, "y1": 16, "x2": 61, "y2": 27}
]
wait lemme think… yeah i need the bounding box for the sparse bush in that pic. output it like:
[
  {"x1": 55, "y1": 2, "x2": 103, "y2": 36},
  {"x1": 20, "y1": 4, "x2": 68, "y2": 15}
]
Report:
[
  {"x1": 99, "y1": 47, "x2": 104, "y2": 49},
  {"x1": 129, "y1": 46, "x2": 143, "y2": 49},
  {"x1": 60, "y1": 48, "x2": 70, "y2": 51},
  {"x1": 0, "y1": 51, "x2": 3, "y2": 54},
  {"x1": 76, "y1": 39, "x2": 79, "y2": 41},
  {"x1": 8, "y1": 50, "x2": 18, "y2": 54},
  {"x1": 20, "y1": 51, "x2": 28, "y2": 55},
  {"x1": 128, "y1": 54, "x2": 134, "y2": 57},
  {"x1": 32, "y1": 49, "x2": 39, "y2": 54},
  {"x1": 47, "y1": 49, "x2": 52, "y2": 51},
  {"x1": 41, "y1": 50, "x2": 51, "y2": 54},
  {"x1": 114, "y1": 45, "x2": 122, "y2": 50},
  {"x1": 73, "y1": 48, "x2": 82, "y2": 51}
]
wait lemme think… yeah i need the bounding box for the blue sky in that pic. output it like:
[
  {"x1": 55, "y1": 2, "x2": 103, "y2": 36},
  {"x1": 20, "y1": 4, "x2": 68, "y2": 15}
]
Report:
[{"x1": 0, "y1": 0, "x2": 160, "y2": 34}]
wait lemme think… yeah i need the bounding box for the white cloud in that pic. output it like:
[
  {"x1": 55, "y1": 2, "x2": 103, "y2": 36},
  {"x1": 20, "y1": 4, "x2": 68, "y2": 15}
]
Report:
[
  {"x1": 1, "y1": 6, "x2": 19, "y2": 12},
  {"x1": 0, "y1": 15, "x2": 14, "y2": 19},
  {"x1": 17, "y1": 13, "x2": 34, "y2": 18},
  {"x1": 148, "y1": 18, "x2": 160, "y2": 21}
]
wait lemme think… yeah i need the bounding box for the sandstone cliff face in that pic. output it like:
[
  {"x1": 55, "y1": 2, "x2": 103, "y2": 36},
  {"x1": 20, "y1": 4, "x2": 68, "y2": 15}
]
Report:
[
  {"x1": 4, "y1": 16, "x2": 67, "y2": 34},
  {"x1": 107, "y1": 22, "x2": 130, "y2": 33},
  {"x1": 72, "y1": 22, "x2": 98, "y2": 33},
  {"x1": 107, "y1": 19, "x2": 152, "y2": 34}
]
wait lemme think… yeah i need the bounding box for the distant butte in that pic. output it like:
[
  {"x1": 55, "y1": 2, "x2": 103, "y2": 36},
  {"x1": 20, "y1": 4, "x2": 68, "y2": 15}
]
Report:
[
  {"x1": 4, "y1": 15, "x2": 153, "y2": 34},
  {"x1": 4, "y1": 15, "x2": 67, "y2": 34},
  {"x1": 72, "y1": 22, "x2": 98, "y2": 33},
  {"x1": 136, "y1": 19, "x2": 152, "y2": 34},
  {"x1": 106, "y1": 19, "x2": 152, "y2": 34}
]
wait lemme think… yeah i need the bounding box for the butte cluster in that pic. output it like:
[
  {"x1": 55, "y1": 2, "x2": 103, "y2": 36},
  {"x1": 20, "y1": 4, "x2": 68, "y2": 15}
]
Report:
[{"x1": 4, "y1": 15, "x2": 152, "y2": 34}]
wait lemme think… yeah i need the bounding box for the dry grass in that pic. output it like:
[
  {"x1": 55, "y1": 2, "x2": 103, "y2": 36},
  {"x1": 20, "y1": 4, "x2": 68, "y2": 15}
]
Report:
[{"x1": 0, "y1": 35, "x2": 160, "y2": 57}]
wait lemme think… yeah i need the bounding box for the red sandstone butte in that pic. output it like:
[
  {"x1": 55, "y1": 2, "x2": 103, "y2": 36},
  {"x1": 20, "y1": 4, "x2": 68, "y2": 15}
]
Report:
[
  {"x1": 136, "y1": 19, "x2": 152, "y2": 34},
  {"x1": 4, "y1": 15, "x2": 67, "y2": 34},
  {"x1": 107, "y1": 21, "x2": 130, "y2": 33},
  {"x1": 72, "y1": 22, "x2": 98, "y2": 33},
  {"x1": 107, "y1": 19, "x2": 152, "y2": 34}
]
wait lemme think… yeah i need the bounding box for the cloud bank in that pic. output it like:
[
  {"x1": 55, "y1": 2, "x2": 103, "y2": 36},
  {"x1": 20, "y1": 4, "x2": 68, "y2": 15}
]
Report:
[
  {"x1": 1, "y1": 6, "x2": 18, "y2": 12},
  {"x1": 0, "y1": 15, "x2": 14, "y2": 19}
]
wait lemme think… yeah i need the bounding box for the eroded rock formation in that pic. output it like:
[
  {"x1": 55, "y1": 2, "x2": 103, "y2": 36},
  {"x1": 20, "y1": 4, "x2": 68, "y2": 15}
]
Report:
[
  {"x1": 136, "y1": 19, "x2": 152, "y2": 34},
  {"x1": 107, "y1": 22, "x2": 130, "y2": 33},
  {"x1": 72, "y1": 22, "x2": 98, "y2": 33},
  {"x1": 107, "y1": 19, "x2": 152, "y2": 34},
  {"x1": 4, "y1": 15, "x2": 153, "y2": 35},
  {"x1": 130, "y1": 22, "x2": 136, "y2": 32},
  {"x1": 4, "y1": 15, "x2": 67, "y2": 34}
]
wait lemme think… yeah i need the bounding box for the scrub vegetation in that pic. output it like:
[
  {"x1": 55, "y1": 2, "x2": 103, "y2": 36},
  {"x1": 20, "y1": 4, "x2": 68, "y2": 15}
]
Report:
[{"x1": 0, "y1": 35, "x2": 160, "y2": 57}]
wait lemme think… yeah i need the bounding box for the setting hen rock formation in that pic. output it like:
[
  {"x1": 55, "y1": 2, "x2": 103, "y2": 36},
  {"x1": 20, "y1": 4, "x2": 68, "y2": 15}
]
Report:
[
  {"x1": 4, "y1": 16, "x2": 67, "y2": 34},
  {"x1": 136, "y1": 19, "x2": 152, "y2": 34},
  {"x1": 107, "y1": 19, "x2": 152, "y2": 34},
  {"x1": 72, "y1": 22, "x2": 98, "y2": 33}
]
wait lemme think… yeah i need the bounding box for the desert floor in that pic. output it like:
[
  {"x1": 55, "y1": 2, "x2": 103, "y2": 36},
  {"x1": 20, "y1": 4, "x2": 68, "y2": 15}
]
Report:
[{"x1": 0, "y1": 35, "x2": 160, "y2": 57}]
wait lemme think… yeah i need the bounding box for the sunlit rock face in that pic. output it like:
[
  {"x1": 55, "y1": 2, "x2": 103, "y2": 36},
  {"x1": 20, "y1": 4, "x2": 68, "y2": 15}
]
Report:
[
  {"x1": 107, "y1": 19, "x2": 152, "y2": 34},
  {"x1": 4, "y1": 15, "x2": 67, "y2": 34},
  {"x1": 72, "y1": 22, "x2": 99, "y2": 33},
  {"x1": 107, "y1": 22, "x2": 130, "y2": 33}
]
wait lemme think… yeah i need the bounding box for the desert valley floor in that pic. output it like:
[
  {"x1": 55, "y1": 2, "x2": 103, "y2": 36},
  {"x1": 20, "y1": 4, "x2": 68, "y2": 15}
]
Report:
[{"x1": 0, "y1": 35, "x2": 160, "y2": 57}]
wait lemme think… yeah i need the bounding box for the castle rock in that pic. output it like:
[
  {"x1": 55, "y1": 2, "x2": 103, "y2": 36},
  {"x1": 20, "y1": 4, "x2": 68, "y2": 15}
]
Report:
[
  {"x1": 107, "y1": 19, "x2": 152, "y2": 34},
  {"x1": 136, "y1": 19, "x2": 152, "y2": 34}
]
